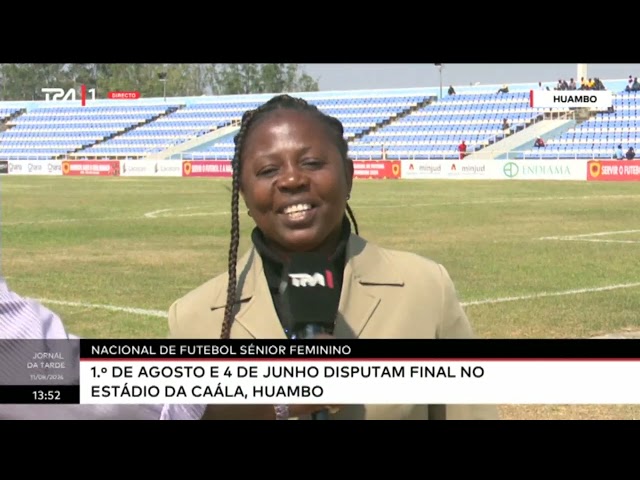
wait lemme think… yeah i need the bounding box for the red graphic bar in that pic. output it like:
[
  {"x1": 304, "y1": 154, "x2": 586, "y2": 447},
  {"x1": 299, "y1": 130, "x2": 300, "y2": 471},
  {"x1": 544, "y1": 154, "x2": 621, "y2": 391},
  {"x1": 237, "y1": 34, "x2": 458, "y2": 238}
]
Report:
[
  {"x1": 108, "y1": 91, "x2": 141, "y2": 100},
  {"x1": 81, "y1": 84, "x2": 86, "y2": 106}
]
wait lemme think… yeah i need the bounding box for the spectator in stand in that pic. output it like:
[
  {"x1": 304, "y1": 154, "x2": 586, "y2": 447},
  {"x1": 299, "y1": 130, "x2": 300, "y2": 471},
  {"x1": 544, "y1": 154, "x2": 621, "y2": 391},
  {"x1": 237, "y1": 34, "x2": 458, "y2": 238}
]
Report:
[
  {"x1": 555, "y1": 79, "x2": 569, "y2": 90},
  {"x1": 448, "y1": 85, "x2": 456, "y2": 95},
  {"x1": 501, "y1": 118, "x2": 510, "y2": 133},
  {"x1": 625, "y1": 78, "x2": 640, "y2": 92},
  {"x1": 568, "y1": 78, "x2": 577, "y2": 90},
  {"x1": 625, "y1": 147, "x2": 635, "y2": 160},
  {"x1": 593, "y1": 78, "x2": 606, "y2": 90},
  {"x1": 534, "y1": 137, "x2": 545, "y2": 148},
  {"x1": 614, "y1": 144, "x2": 624, "y2": 160},
  {"x1": 458, "y1": 140, "x2": 467, "y2": 159},
  {"x1": 496, "y1": 84, "x2": 509, "y2": 94}
]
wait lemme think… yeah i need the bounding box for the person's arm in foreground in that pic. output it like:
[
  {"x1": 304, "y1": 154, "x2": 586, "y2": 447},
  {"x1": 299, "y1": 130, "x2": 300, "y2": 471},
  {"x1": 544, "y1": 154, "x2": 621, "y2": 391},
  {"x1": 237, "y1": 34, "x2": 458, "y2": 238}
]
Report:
[
  {"x1": 429, "y1": 265, "x2": 500, "y2": 420},
  {"x1": 0, "y1": 278, "x2": 204, "y2": 420}
]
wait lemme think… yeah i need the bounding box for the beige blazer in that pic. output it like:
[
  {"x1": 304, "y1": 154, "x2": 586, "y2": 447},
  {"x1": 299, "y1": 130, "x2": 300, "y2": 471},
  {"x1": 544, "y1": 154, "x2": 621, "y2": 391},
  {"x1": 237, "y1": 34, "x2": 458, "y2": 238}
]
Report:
[{"x1": 168, "y1": 234, "x2": 499, "y2": 420}]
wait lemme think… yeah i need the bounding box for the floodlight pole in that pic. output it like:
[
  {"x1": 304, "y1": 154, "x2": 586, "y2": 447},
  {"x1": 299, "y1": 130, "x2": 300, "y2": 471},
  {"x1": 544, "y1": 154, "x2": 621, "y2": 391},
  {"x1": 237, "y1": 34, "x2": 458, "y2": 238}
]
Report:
[
  {"x1": 434, "y1": 64, "x2": 444, "y2": 99},
  {"x1": 158, "y1": 72, "x2": 168, "y2": 102}
]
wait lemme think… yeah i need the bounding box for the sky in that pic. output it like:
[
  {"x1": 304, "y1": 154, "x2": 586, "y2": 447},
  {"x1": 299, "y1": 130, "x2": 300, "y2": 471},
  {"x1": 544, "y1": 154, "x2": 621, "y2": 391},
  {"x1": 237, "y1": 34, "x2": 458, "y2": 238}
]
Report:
[{"x1": 301, "y1": 64, "x2": 639, "y2": 92}]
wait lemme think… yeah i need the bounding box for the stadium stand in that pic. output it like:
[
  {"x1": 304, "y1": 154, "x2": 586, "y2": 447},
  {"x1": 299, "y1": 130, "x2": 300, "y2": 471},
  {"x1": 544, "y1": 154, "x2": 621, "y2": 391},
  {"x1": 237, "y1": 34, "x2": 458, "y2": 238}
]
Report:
[
  {"x1": 0, "y1": 107, "x2": 24, "y2": 123},
  {"x1": 185, "y1": 93, "x2": 435, "y2": 160},
  {"x1": 0, "y1": 78, "x2": 633, "y2": 161},
  {"x1": 517, "y1": 90, "x2": 640, "y2": 159},
  {"x1": 0, "y1": 104, "x2": 182, "y2": 160},
  {"x1": 349, "y1": 91, "x2": 547, "y2": 160},
  {"x1": 78, "y1": 100, "x2": 258, "y2": 157}
]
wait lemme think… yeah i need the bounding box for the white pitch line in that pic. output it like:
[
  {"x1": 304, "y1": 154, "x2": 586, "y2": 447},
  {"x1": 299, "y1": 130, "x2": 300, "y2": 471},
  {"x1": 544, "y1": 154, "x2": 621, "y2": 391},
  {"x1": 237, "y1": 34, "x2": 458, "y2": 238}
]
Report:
[
  {"x1": 355, "y1": 194, "x2": 640, "y2": 210},
  {"x1": 1, "y1": 215, "x2": 138, "y2": 226},
  {"x1": 461, "y1": 282, "x2": 640, "y2": 307},
  {"x1": 552, "y1": 239, "x2": 640, "y2": 244},
  {"x1": 4, "y1": 193, "x2": 640, "y2": 226},
  {"x1": 139, "y1": 193, "x2": 640, "y2": 219},
  {"x1": 1, "y1": 217, "x2": 121, "y2": 226},
  {"x1": 2, "y1": 211, "x2": 226, "y2": 226},
  {"x1": 569, "y1": 229, "x2": 640, "y2": 238},
  {"x1": 540, "y1": 229, "x2": 640, "y2": 240},
  {"x1": 34, "y1": 281, "x2": 640, "y2": 319},
  {"x1": 36, "y1": 298, "x2": 167, "y2": 318},
  {"x1": 164, "y1": 211, "x2": 230, "y2": 218},
  {"x1": 143, "y1": 205, "x2": 214, "y2": 218},
  {"x1": 130, "y1": 193, "x2": 640, "y2": 218}
]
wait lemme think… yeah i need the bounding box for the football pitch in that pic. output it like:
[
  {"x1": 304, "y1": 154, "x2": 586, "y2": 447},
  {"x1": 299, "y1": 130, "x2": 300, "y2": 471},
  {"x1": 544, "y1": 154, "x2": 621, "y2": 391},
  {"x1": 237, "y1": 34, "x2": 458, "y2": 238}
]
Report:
[{"x1": 2, "y1": 175, "x2": 640, "y2": 420}]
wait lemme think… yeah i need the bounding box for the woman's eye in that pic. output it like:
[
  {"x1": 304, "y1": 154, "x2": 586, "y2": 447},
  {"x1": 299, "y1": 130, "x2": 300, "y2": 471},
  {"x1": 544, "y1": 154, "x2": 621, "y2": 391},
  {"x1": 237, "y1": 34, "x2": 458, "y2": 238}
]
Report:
[
  {"x1": 257, "y1": 167, "x2": 278, "y2": 177},
  {"x1": 302, "y1": 159, "x2": 324, "y2": 168}
]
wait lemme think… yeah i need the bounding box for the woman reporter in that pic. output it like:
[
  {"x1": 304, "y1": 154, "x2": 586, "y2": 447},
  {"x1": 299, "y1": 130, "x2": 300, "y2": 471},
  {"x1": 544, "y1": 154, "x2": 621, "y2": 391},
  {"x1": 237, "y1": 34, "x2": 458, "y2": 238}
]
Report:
[{"x1": 168, "y1": 94, "x2": 498, "y2": 420}]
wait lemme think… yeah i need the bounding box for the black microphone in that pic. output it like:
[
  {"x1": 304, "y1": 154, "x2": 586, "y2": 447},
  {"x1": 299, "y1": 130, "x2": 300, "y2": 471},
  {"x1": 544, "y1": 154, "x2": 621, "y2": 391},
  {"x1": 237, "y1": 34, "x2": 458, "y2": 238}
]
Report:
[{"x1": 280, "y1": 252, "x2": 340, "y2": 420}]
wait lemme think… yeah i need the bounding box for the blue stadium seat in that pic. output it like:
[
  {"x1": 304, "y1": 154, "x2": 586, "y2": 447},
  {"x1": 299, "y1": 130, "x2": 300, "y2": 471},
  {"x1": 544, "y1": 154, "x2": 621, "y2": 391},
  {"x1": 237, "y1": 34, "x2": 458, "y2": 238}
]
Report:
[{"x1": 0, "y1": 80, "x2": 633, "y2": 161}]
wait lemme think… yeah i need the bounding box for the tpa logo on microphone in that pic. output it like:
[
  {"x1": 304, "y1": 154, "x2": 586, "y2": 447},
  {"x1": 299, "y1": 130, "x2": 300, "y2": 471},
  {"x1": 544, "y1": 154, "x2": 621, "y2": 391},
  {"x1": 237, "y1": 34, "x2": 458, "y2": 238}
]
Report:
[{"x1": 289, "y1": 271, "x2": 334, "y2": 288}]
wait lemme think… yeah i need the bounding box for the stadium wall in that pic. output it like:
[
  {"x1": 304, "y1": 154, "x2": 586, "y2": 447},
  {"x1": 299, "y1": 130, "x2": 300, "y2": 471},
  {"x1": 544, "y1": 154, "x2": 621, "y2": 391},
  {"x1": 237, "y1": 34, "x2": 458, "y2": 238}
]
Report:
[{"x1": 2, "y1": 158, "x2": 638, "y2": 182}]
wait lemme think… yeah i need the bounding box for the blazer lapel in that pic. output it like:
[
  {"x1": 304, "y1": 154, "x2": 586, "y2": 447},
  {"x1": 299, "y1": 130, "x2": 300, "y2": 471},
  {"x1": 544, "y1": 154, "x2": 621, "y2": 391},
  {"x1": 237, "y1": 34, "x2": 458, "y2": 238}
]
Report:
[
  {"x1": 209, "y1": 235, "x2": 404, "y2": 340},
  {"x1": 210, "y1": 248, "x2": 288, "y2": 339},
  {"x1": 334, "y1": 235, "x2": 405, "y2": 338}
]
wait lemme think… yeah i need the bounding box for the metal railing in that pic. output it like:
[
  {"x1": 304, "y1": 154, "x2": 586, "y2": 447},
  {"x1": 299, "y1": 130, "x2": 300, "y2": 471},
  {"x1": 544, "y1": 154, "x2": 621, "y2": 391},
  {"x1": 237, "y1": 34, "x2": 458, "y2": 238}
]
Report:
[
  {"x1": 349, "y1": 152, "x2": 610, "y2": 161},
  {"x1": 0, "y1": 151, "x2": 614, "y2": 161}
]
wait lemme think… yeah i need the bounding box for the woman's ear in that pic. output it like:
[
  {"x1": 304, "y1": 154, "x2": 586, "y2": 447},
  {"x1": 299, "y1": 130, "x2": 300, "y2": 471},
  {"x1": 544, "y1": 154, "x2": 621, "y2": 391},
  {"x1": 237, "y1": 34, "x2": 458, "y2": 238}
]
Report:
[
  {"x1": 239, "y1": 187, "x2": 247, "y2": 209},
  {"x1": 238, "y1": 176, "x2": 246, "y2": 201},
  {"x1": 239, "y1": 183, "x2": 251, "y2": 215},
  {"x1": 345, "y1": 158, "x2": 354, "y2": 193}
]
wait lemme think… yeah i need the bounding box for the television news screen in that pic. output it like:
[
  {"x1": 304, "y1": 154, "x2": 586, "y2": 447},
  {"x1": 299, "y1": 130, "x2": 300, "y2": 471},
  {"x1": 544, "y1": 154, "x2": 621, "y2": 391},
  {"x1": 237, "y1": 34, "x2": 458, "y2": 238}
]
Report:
[{"x1": 1, "y1": 62, "x2": 639, "y2": 420}]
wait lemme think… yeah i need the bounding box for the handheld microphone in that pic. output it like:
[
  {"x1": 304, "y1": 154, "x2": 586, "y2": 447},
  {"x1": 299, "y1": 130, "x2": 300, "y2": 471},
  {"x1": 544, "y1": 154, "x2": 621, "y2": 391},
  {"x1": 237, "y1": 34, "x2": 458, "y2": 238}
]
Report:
[{"x1": 281, "y1": 252, "x2": 340, "y2": 420}]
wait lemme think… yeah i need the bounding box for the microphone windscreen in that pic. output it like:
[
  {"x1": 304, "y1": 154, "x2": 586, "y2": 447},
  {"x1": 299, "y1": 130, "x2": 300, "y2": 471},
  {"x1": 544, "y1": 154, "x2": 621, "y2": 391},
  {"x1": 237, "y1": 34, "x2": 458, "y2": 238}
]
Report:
[{"x1": 281, "y1": 252, "x2": 340, "y2": 335}]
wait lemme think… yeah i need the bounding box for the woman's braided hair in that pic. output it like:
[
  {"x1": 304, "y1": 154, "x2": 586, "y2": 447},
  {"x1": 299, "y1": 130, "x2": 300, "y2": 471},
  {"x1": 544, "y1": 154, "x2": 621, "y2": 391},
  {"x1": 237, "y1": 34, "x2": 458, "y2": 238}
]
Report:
[{"x1": 219, "y1": 94, "x2": 359, "y2": 339}]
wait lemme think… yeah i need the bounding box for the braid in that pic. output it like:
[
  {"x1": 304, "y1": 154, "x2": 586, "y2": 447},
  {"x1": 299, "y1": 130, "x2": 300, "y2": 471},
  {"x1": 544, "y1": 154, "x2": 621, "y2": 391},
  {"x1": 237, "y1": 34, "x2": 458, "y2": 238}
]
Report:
[
  {"x1": 346, "y1": 203, "x2": 359, "y2": 235},
  {"x1": 219, "y1": 94, "x2": 360, "y2": 339},
  {"x1": 220, "y1": 111, "x2": 255, "y2": 339}
]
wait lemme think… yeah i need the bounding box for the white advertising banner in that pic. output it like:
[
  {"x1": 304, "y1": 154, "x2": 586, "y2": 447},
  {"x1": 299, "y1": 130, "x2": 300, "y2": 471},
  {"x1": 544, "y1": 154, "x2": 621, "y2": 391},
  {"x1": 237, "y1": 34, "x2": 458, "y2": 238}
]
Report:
[
  {"x1": 120, "y1": 160, "x2": 182, "y2": 177},
  {"x1": 7, "y1": 160, "x2": 63, "y2": 176},
  {"x1": 401, "y1": 160, "x2": 588, "y2": 181},
  {"x1": 402, "y1": 160, "x2": 446, "y2": 179},
  {"x1": 402, "y1": 160, "x2": 497, "y2": 179},
  {"x1": 496, "y1": 160, "x2": 588, "y2": 181}
]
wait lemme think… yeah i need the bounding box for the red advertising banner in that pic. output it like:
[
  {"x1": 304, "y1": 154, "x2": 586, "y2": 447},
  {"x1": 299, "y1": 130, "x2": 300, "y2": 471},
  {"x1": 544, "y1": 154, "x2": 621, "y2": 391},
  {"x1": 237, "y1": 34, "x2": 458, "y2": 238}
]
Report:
[
  {"x1": 352, "y1": 160, "x2": 401, "y2": 179},
  {"x1": 182, "y1": 160, "x2": 232, "y2": 177},
  {"x1": 61, "y1": 160, "x2": 120, "y2": 176},
  {"x1": 587, "y1": 160, "x2": 640, "y2": 182}
]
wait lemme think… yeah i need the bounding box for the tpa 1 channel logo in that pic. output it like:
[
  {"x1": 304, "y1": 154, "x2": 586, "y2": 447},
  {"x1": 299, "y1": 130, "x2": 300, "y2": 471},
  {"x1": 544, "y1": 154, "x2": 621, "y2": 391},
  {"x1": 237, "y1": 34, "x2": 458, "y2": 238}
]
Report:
[
  {"x1": 41, "y1": 85, "x2": 96, "y2": 106},
  {"x1": 288, "y1": 271, "x2": 335, "y2": 288}
]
